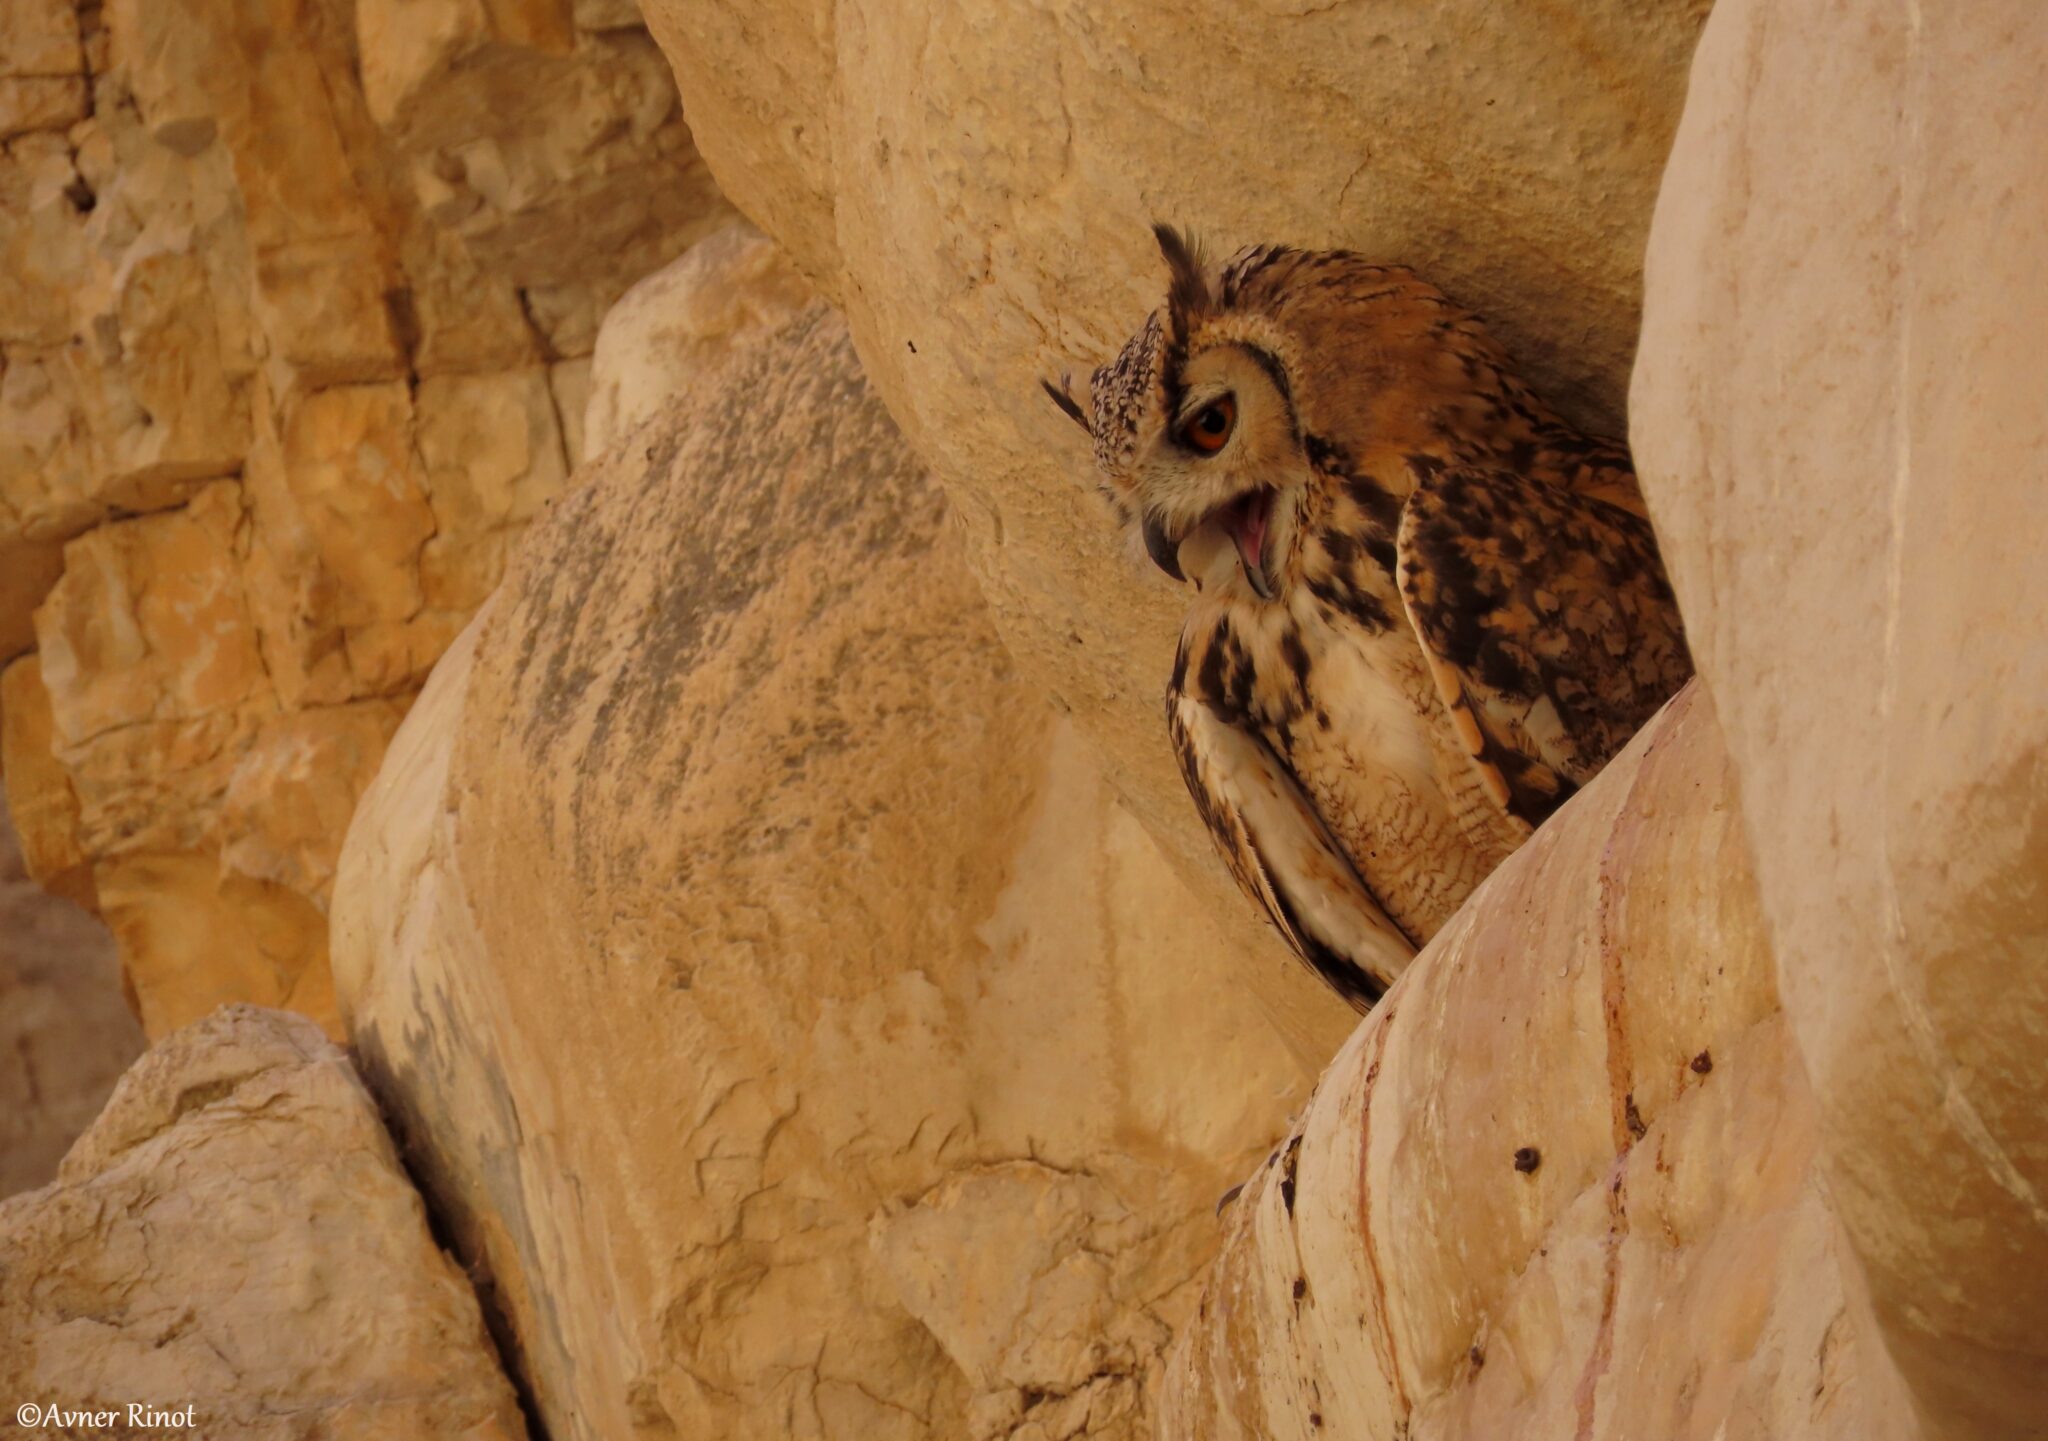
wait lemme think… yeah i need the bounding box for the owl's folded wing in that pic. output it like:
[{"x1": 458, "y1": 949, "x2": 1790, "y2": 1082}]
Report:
[
  {"x1": 1166, "y1": 687, "x2": 1415, "y2": 1009},
  {"x1": 1395, "y1": 462, "x2": 1693, "y2": 827}
]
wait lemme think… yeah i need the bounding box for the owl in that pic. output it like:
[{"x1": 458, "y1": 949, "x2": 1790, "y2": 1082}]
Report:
[{"x1": 1044, "y1": 227, "x2": 1691, "y2": 1010}]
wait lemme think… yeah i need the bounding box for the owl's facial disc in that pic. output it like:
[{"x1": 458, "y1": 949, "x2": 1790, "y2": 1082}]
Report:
[{"x1": 1140, "y1": 345, "x2": 1302, "y2": 600}]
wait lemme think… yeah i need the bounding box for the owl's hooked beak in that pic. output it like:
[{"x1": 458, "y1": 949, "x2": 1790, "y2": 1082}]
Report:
[{"x1": 1141, "y1": 513, "x2": 1186, "y2": 583}]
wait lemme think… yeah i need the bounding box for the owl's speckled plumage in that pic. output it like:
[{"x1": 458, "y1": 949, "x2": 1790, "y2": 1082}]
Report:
[{"x1": 1047, "y1": 229, "x2": 1691, "y2": 1010}]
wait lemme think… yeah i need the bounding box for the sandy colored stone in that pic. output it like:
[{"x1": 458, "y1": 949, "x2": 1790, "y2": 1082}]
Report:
[
  {"x1": 639, "y1": 0, "x2": 1711, "y2": 1058},
  {"x1": 218, "y1": 700, "x2": 408, "y2": 904},
  {"x1": 333, "y1": 305, "x2": 1311, "y2": 1440},
  {"x1": 0, "y1": 0, "x2": 728, "y2": 1034},
  {"x1": 0, "y1": 534, "x2": 62, "y2": 666},
  {"x1": 95, "y1": 854, "x2": 336, "y2": 1039},
  {"x1": 0, "y1": 1005, "x2": 529, "y2": 1438},
  {"x1": 0, "y1": 802, "x2": 139, "y2": 1198},
  {"x1": 1160, "y1": 686, "x2": 1925, "y2": 1440},
  {"x1": 0, "y1": 0, "x2": 82, "y2": 79},
  {"x1": 583, "y1": 219, "x2": 816, "y2": 454},
  {"x1": 357, "y1": 0, "x2": 734, "y2": 358},
  {"x1": 0, "y1": 654, "x2": 90, "y2": 905},
  {"x1": 35, "y1": 482, "x2": 267, "y2": 747},
  {"x1": 270, "y1": 384, "x2": 436, "y2": 632},
  {"x1": 0, "y1": 74, "x2": 86, "y2": 137},
  {"x1": 414, "y1": 368, "x2": 568, "y2": 612},
  {"x1": 1630, "y1": 5, "x2": 2048, "y2": 1437}
]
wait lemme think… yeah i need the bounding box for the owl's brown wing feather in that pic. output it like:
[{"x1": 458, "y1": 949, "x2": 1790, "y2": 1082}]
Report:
[
  {"x1": 1395, "y1": 462, "x2": 1693, "y2": 828},
  {"x1": 1166, "y1": 686, "x2": 1414, "y2": 1010}
]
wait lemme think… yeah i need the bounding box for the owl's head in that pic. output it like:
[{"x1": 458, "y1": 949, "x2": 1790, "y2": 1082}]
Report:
[
  {"x1": 1044, "y1": 226, "x2": 1322, "y2": 603},
  {"x1": 1046, "y1": 227, "x2": 1478, "y2": 604}
]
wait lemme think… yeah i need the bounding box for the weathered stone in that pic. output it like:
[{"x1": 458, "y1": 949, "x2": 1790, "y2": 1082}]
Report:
[
  {"x1": 0, "y1": 535, "x2": 62, "y2": 666},
  {"x1": 583, "y1": 219, "x2": 814, "y2": 455},
  {"x1": 333, "y1": 305, "x2": 1310, "y2": 1440},
  {"x1": 0, "y1": 0, "x2": 83, "y2": 79},
  {"x1": 95, "y1": 854, "x2": 335, "y2": 1039},
  {"x1": 1160, "y1": 686, "x2": 1926, "y2": 1441},
  {"x1": 218, "y1": 700, "x2": 408, "y2": 904},
  {"x1": 0, "y1": 0, "x2": 729, "y2": 1033},
  {"x1": 414, "y1": 368, "x2": 568, "y2": 611},
  {"x1": 0, "y1": 803, "x2": 138, "y2": 1198},
  {"x1": 0, "y1": 654, "x2": 91, "y2": 905},
  {"x1": 0, "y1": 1005, "x2": 530, "y2": 1437},
  {"x1": 35, "y1": 482, "x2": 267, "y2": 748},
  {"x1": 0, "y1": 76, "x2": 86, "y2": 138},
  {"x1": 1631, "y1": 4, "x2": 2048, "y2": 1437},
  {"x1": 639, "y1": 0, "x2": 1713, "y2": 1057}
]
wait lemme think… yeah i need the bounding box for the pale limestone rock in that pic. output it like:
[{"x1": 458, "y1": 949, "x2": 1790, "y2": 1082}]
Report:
[
  {"x1": 1159, "y1": 686, "x2": 1925, "y2": 1441},
  {"x1": 1631, "y1": 4, "x2": 2048, "y2": 1436},
  {"x1": 0, "y1": 1005, "x2": 529, "y2": 1438},
  {"x1": 332, "y1": 306, "x2": 1310, "y2": 1440},
  {"x1": 584, "y1": 220, "x2": 816, "y2": 454},
  {"x1": 0, "y1": 0, "x2": 730, "y2": 1035},
  {"x1": 264, "y1": 382, "x2": 435, "y2": 633},
  {"x1": 217, "y1": 701, "x2": 408, "y2": 904},
  {"x1": 35, "y1": 482, "x2": 266, "y2": 747},
  {"x1": 0, "y1": 803, "x2": 138, "y2": 1197},
  {"x1": 95, "y1": 855, "x2": 335, "y2": 1039},
  {"x1": 356, "y1": 0, "x2": 733, "y2": 356},
  {"x1": 415, "y1": 368, "x2": 570, "y2": 612},
  {"x1": 638, "y1": 0, "x2": 1712, "y2": 1058}
]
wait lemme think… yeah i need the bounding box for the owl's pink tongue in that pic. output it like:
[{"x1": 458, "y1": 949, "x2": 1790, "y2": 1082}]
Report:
[{"x1": 1230, "y1": 492, "x2": 1274, "y2": 599}]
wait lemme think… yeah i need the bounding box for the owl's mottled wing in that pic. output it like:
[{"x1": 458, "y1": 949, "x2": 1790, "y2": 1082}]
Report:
[
  {"x1": 1167, "y1": 687, "x2": 1415, "y2": 1010},
  {"x1": 1395, "y1": 462, "x2": 1692, "y2": 827}
]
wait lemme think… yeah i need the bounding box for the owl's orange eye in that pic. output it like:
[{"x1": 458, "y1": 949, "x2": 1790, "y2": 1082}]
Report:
[{"x1": 1181, "y1": 396, "x2": 1236, "y2": 453}]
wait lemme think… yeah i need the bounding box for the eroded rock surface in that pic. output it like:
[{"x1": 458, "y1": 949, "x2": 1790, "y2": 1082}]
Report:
[
  {"x1": 1159, "y1": 686, "x2": 1925, "y2": 1440},
  {"x1": 638, "y1": 0, "x2": 1713, "y2": 1054},
  {"x1": 0, "y1": 1005, "x2": 529, "y2": 1439},
  {"x1": 333, "y1": 297, "x2": 1312, "y2": 1440},
  {"x1": 0, "y1": 0, "x2": 731, "y2": 1034},
  {"x1": 1632, "y1": 3, "x2": 2048, "y2": 1435}
]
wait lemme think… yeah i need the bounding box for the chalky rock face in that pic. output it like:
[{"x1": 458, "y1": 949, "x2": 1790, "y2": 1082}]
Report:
[
  {"x1": 0, "y1": 1006, "x2": 530, "y2": 1440},
  {"x1": 1158, "y1": 687, "x2": 1925, "y2": 1441},
  {"x1": 0, "y1": 0, "x2": 732, "y2": 1036},
  {"x1": 584, "y1": 219, "x2": 817, "y2": 455},
  {"x1": 1632, "y1": 3, "x2": 2048, "y2": 1436},
  {"x1": 332, "y1": 302, "x2": 1312, "y2": 1440},
  {"x1": 636, "y1": 0, "x2": 1714, "y2": 1055}
]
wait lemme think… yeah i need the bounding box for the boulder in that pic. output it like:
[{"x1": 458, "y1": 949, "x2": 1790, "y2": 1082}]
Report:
[
  {"x1": 1631, "y1": 3, "x2": 2048, "y2": 1436},
  {"x1": 332, "y1": 298, "x2": 1311, "y2": 1440},
  {"x1": 583, "y1": 219, "x2": 816, "y2": 455},
  {"x1": 0, "y1": 1005, "x2": 529, "y2": 1439},
  {"x1": 1158, "y1": 685, "x2": 1925, "y2": 1439}
]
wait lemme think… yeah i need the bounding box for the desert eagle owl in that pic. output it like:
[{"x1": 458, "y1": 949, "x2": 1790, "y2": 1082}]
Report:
[{"x1": 1044, "y1": 227, "x2": 1691, "y2": 1010}]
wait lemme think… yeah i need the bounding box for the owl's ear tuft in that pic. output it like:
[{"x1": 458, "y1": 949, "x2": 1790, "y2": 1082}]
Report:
[
  {"x1": 1153, "y1": 224, "x2": 1215, "y2": 343},
  {"x1": 1040, "y1": 374, "x2": 1091, "y2": 433}
]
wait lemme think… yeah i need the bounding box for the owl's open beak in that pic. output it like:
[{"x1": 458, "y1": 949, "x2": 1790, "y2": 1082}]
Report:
[
  {"x1": 1141, "y1": 513, "x2": 1186, "y2": 583},
  {"x1": 1226, "y1": 491, "x2": 1275, "y2": 600}
]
